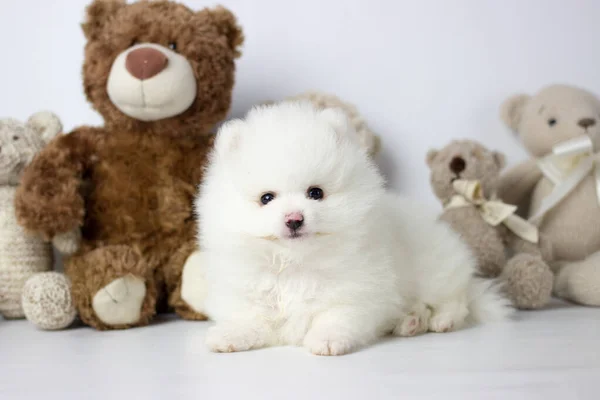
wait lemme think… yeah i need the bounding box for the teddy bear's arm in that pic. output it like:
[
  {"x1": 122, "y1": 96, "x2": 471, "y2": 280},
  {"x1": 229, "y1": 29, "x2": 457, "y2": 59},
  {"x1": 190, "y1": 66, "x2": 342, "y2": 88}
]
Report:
[
  {"x1": 15, "y1": 127, "x2": 98, "y2": 240},
  {"x1": 497, "y1": 159, "x2": 542, "y2": 210}
]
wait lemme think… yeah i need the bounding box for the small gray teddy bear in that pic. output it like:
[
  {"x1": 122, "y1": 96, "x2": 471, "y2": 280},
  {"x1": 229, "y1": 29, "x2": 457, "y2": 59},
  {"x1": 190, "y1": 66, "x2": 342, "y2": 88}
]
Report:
[
  {"x1": 426, "y1": 140, "x2": 554, "y2": 309},
  {"x1": 0, "y1": 112, "x2": 79, "y2": 324}
]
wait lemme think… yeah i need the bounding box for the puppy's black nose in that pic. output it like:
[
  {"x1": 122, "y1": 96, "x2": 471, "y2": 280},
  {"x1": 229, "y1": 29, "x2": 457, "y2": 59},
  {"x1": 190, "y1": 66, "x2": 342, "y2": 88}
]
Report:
[
  {"x1": 285, "y1": 218, "x2": 304, "y2": 231},
  {"x1": 578, "y1": 118, "x2": 596, "y2": 129},
  {"x1": 449, "y1": 156, "x2": 466, "y2": 174}
]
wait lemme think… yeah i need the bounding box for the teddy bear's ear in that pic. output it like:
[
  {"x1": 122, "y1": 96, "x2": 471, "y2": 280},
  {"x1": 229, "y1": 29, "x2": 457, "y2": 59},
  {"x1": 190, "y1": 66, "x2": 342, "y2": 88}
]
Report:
[
  {"x1": 493, "y1": 151, "x2": 506, "y2": 169},
  {"x1": 26, "y1": 112, "x2": 63, "y2": 144},
  {"x1": 500, "y1": 94, "x2": 530, "y2": 131},
  {"x1": 426, "y1": 149, "x2": 439, "y2": 167},
  {"x1": 81, "y1": 0, "x2": 125, "y2": 41},
  {"x1": 200, "y1": 6, "x2": 244, "y2": 58}
]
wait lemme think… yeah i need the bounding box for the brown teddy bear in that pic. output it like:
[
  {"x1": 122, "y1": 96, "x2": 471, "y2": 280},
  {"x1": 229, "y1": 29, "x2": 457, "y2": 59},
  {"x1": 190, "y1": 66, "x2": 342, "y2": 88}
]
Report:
[
  {"x1": 15, "y1": 0, "x2": 243, "y2": 330},
  {"x1": 499, "y1": 84, "x2": 600, "y2": 306},
  {"x1": 427, "y1": 140, "x2": 554, "y2": 309}
]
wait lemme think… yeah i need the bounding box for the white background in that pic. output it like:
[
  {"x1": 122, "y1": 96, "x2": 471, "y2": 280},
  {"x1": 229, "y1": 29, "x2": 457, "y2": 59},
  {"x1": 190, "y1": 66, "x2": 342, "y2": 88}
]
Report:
[
  {"x1": 1, "y1": 0, "x2": 600, "y2": 205},
  {"x1": 2, "y1": 3, "x2": 600, "y2": 399}
]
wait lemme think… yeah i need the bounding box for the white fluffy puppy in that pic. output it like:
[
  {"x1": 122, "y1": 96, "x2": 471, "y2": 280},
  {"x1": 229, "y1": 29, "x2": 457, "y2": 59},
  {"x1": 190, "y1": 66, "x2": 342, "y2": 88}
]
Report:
[{"x1": 193, "y1": 102, "x2": 511, "y2": 356}]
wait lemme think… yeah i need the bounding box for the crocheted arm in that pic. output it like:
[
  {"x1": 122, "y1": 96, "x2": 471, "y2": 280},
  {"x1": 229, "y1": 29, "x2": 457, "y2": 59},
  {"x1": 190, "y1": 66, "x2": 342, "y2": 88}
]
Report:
[{"x1": 15, "y1": 127, "x2": 97, "y2": 240}]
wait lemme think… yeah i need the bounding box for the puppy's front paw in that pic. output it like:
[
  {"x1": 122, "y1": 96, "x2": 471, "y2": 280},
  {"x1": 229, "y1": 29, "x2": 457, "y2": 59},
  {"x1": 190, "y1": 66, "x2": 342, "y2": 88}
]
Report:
[
  {"x1": 394, "y1": 312, "x2": 429, "y2": 337},
  {"x1": 394, "y1": 303, "x2": 431, "y2": 337},
  {"x1": 205, "y1": 323, "x2": 265, "y2": 353},
  {"x1": 429, "y1": 314, "x2": 455, "y2": 333},
  {"x1": 429, "y1": 301, "x2": 468, "y2": 333},
  {"x1": 303, "y1": 330, "x2": 355, "y2": 356}
]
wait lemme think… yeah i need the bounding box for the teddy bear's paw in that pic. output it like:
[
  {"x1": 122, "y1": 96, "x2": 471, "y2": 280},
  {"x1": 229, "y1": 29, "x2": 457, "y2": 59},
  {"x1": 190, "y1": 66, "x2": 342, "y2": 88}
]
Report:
[
  {"x1": 52, "y1": 229, "x2": 82, "y2": 255},
  {"x1": 393, "y1": 304, "x2": 431, "y2": 337},
  {"x1": 205, "y1": 323, "x2": 267, "y2": 353},
  {"x1": 180, "y1": 250, "x2": 207, "y2": 314},
  {"x1": 92, "y1": 274, "x2": 146, "y2": 325}
]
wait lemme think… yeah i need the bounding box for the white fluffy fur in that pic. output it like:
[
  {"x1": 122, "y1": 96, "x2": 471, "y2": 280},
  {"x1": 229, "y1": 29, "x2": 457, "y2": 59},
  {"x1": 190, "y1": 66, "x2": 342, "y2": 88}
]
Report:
[{"x1": 194, "y1": 102, "x2": 511, "y2": 355}]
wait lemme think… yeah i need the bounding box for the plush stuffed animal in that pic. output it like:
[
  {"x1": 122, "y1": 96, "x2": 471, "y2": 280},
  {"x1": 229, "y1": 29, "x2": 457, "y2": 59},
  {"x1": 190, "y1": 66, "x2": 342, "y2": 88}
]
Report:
[
  {"x1": 15, "y1": 0, "x2": 244, "y2": 330},
  {"x1": 427, "y1": 140, "x2": 554, "y2": 309},
  {"x1": 0, "y1": 112, "x2": 76, "y2": 322},
  {"x1": 499, "y1": 84, "x2": 600, "y2": 306},
  {"x1": 273, "y1": 92, "x2": 381, "y2": 158}
]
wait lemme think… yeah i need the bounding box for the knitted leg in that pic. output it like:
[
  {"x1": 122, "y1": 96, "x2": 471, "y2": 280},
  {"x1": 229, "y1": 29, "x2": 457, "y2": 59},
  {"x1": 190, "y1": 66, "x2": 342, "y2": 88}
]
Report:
[
  {"x1": 554, "y1": 252, "x2": 600, "y2": 306},
  {"x1": 0, "y1": 244, "x2": 52, "y2": 320},
  {"x1": 65, "y1": 245, "x2": 158, "y2": 330},
  {"x1": 21, "y1": 271, "x2": 77, "y2": 330}
]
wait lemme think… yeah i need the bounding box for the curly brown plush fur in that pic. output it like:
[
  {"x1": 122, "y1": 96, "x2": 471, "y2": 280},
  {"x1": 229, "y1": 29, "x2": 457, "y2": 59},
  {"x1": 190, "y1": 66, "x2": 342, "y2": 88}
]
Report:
[
  {"x1": 15, "y1": 0, "x2": 242, "y2": 330},
  {"x1": 427, "y1": 140, "x2": 554, "y2": 310}
]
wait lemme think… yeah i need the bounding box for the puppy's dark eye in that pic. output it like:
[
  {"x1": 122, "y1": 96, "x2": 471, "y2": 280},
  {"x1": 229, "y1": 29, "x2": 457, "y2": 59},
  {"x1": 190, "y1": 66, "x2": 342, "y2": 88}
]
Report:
[
  {"x1": 260, "y1": 192, "x2": 275, "y2": 205},
  {"x1": 12, "y1": 136, "x2": 19, "y2": 141},
  {"x1": 168, "y1": 42, "x2": 177, "y2": 51},
  {"x1": 548, "y1": 118, "x2": 557, "y2": 127},
  {"x1": 307, "y1": 187, "x2": 324, "y2": 200}
]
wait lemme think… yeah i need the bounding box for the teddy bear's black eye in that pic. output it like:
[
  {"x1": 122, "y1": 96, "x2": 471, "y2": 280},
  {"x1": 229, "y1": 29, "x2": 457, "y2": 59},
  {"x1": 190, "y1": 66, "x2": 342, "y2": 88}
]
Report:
[
  {"x1": 12, "y1": 136, "x2": 19, "y2": 141},
  {"x1": 168, "y1": 42, "x2": 177, "y2": 51},
  {"x1": 260, "y1": 192, "x2": 275, "y2": 205},
  {"x1": 548, "y1": 118, "x2": 557, "y2": 127},
  {"x1": 307, "y1": 187, "x2": 324, "y2": 200}
]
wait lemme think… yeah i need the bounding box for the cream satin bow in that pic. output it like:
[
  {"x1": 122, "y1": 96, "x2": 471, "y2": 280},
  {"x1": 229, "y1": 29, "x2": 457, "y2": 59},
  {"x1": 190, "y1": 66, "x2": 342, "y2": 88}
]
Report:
[
  {"x1": 531, "y1": 135, "x2": 600, "y2": 222},
  {"x1": 445, "y1": 179, "x2": 539, "y2": 243}
]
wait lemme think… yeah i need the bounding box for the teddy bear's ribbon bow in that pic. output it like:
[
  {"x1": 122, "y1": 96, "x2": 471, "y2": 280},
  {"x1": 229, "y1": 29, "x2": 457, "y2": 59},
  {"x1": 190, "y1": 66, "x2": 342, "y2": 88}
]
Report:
[
  {"x1": 531, "y1": 135, "x2": 600, "y2": 222},
  {"x1": 445, "y1": 179, "x2": 539, "y2": 243}
]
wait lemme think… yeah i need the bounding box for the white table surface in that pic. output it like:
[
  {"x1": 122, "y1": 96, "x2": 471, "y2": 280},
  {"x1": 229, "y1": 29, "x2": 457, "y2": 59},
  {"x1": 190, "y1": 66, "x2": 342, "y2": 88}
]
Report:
[{"x1": 1, "y1": 299, "x2": 599, "y2": 400}]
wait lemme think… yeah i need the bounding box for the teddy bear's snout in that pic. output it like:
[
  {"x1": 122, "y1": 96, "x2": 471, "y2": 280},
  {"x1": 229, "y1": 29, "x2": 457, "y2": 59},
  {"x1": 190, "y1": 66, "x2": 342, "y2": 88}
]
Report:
[
  {"x1": 578, "y1": 118, "x2": 596, "y2": 129},
  {"x1": 126, "y1": 47, "x2": 168, "y2": 81},
  {"x1": 449, "y1": 156, "x2": 466, "y2": 174}
]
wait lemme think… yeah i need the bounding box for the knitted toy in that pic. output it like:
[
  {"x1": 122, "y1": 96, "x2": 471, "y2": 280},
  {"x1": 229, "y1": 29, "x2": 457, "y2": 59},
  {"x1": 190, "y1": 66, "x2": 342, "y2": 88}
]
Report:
[
  {"x1": 427, "y1": 140, "x2": 553, "y2": 309},
  {"x1": 499, "y1": 84, "x2": 600, "y2": 306},
  {"x1": 0, "y1": 112, "x2": 77, "y2": 322},
  {"x1": 14, "y1": 0, "x2": 243, "y2": 330}
]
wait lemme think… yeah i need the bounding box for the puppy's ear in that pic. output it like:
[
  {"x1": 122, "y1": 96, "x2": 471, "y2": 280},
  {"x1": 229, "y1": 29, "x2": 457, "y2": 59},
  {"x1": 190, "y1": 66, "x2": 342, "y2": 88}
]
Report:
[
  {"x1": 214, "y1": 118, "x2": 244, "y2": 155},
  {"x1": 319, "y1": 107, "x2": 358, "y2": 146},
  {"x1": 26, "y1": 111, "x2": 63, "y2": 144},
  {"x1": 426, "y1": 149, "x2": 439, "y2": 167},
  {"x1": 81, "y1": 0, "x2": 125, "y2": 41},
  {"x1": 493, "y1": 151, "x2": 506, "y2": 169},
  {"x1": 500, "y1": 94, "x2": 530, "y2": 131}
]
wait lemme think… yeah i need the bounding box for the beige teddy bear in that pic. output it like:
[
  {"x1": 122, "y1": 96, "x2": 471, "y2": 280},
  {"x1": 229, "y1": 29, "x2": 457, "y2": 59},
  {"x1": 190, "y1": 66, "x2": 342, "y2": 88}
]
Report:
[
  {"x1": 0, "y1": 112, "x2": 77, "y2": 325},
  {"x1": 427, "y1": 140, "x2": 554, "y2": 309},
  {"x1": 499, "y1": 84, "x2": 600, "y2": 306}
]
